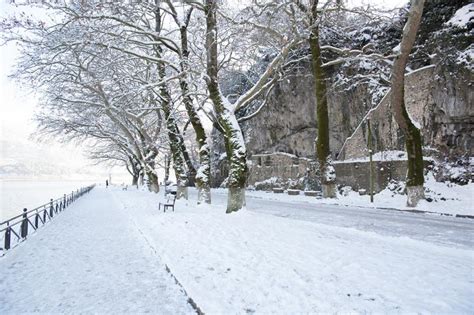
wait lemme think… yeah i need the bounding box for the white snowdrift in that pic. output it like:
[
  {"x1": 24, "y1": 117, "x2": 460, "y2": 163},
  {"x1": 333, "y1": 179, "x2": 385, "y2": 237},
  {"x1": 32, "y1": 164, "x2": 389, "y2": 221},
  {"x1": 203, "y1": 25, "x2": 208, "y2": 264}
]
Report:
[{"x1": 248, "y1": 172, "x2": 474, "y2": 216}]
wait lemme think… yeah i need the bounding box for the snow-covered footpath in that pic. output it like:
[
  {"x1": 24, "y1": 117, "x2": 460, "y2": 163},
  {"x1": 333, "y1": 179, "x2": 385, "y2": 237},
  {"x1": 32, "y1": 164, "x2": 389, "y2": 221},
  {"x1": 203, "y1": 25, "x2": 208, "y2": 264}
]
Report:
[
  {"x1": 0, "y1": 189, "x2": 194, "y2": 314},
  {"x1": 1, "y1": 186, "x2": 473, "y2": 313}
]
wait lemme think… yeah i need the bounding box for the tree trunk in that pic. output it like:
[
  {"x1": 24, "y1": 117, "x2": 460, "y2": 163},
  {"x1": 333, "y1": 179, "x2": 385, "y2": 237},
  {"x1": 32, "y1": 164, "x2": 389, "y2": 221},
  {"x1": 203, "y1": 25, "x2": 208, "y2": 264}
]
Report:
[
  {"x1": 154, "y1": 4, "x2": 189, "y2": 199},
  {"x1": 164, "y1": 122, "x2": 189, "y2": 199},
  {"x1": 205, "y1": 0, "x2": 248, "y2": 213},
  {"x1": 220, "y1": 114, "x2": 248, "y2": 213},
  {"x1": 308, "y1": 3, "x2": 337, "y2": 198},
  {"x1": 132, "y1": 174, "x2": 138, "y2": 187},
  {"x1": 164, "y1": 154, "x2": 170, "y2": 184},
  {"x1": 135, "y1": 162, "x2": 142, "y2": 189},
  {"x1": 146, "y1": 169, "x2": 160, "y2": 193},
  {"x1": 178, "y1": 25, "x2": 211, "y2": 204},
  {"x1": 143, "y1": 150, "x2": 159, "y2": 193},
  {"x1": 178, "y1": 132, "x2": 197, "y2": 187},
  {"x1": 138, "y1": 170, "x2": 144, "y2": 187},
  {"x1": 126, "y1": 158, "x2": 139, "y2": 188},
  {"x1": 390, "y1": 0, "x2": 425, "y2": 207},
  {"x1": 196, "y1": 143, "x2": 211, "y2": 204}
]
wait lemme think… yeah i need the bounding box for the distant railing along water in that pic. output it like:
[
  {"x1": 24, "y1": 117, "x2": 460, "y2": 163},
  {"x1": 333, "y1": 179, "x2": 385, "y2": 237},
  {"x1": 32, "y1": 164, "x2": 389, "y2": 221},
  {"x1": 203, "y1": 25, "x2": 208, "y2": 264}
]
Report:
[{"x1": 0, "y1": 184, "x2": 95, "y2": 253}]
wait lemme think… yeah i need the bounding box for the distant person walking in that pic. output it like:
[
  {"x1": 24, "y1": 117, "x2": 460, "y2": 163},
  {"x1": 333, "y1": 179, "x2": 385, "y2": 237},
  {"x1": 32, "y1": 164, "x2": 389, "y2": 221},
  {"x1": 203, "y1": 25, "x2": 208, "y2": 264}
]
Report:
[{"x1": 106, "y1": 180, "x2": 109, "y2": 188}]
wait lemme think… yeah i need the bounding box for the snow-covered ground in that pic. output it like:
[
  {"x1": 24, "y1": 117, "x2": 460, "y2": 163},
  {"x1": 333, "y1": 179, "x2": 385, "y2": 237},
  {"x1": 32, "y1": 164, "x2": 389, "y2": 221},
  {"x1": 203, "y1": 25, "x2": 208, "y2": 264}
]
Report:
[
  {"x1": 1, "y1": 186, "x2": 472, "y2": 313},
  {"x1": 250, "y1": 173, "x2": 474, "y2": 217},
  {"x1": 111, "y1": 187, "x2": 473, "y2": 313},
  {"x1": 0, "y1": 188, "x2": 194, "y2": 314}
]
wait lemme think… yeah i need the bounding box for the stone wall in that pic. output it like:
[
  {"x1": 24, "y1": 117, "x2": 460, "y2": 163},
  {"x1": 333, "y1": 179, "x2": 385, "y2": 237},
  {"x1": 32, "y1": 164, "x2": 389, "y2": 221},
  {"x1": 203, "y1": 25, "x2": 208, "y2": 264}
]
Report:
[
  {"x1": 247, "y1": 152, "x2": 433, "y2": 193},
  {"x1": 247, "y1": 153, "x2": 317, "y2": 189},
  {"x1": 333, "y1": 160, "x2": 433, "y2": 193}
]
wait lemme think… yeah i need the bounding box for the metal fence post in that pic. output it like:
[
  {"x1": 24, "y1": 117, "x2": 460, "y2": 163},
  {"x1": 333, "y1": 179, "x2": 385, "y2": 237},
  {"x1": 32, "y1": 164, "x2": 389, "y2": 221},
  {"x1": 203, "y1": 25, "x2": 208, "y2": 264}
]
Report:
[
  {"x1": 35, "y1": 211, "x2": 39, "y2": 229},
  {"x1": 21, "y1": 208, "x2": 28, "y2": 238},
  {"x1": 50, "y1": 199, "x2": 54, "y2": 217},
  {"x1": 5, "y1": 224, "x2": 11, "y2": 250},
  {"x1": 63, "y1": 194, "x2": 66, "y2": 209}
]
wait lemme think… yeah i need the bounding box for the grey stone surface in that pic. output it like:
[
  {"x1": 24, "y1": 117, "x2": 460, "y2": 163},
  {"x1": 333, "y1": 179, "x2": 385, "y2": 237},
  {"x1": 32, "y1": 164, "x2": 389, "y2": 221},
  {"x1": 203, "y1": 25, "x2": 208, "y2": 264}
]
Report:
[
  {"x1": 338, "y1": 66, "x2": 473, "y2": 160},
  {"x1": 210, "y1": 49, "x2": 472, "y2": 188},
  {"x1": 247, "y1": 152, "x2": 433, "y2": 193}
]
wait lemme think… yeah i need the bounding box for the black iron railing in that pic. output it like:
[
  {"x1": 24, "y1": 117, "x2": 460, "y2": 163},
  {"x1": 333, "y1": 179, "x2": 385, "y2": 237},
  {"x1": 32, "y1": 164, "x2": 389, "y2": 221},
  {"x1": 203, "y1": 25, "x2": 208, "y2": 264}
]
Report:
[{"x1": 0, "y1": 184, "x2": 95, "y2": 253}]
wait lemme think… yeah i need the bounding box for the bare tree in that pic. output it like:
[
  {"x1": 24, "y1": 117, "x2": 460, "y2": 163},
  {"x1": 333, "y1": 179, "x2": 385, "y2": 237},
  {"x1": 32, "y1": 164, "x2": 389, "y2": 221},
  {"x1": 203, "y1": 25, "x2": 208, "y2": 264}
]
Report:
[
  {"x1": 306, "y1": 0, "x2": 337, "y2": 198},
  {"x1": 390, "y1": 0, "x2": 426, "y2": 206},
  {"x1": 4, "y1": 15, "x2": 165, "y2": 192},
  {"x1": 165, "y1": 0, "x2": 212, "y2": 204},
  {"x1": 204, "y1": 0, "x2": 301, "y2": 212}
]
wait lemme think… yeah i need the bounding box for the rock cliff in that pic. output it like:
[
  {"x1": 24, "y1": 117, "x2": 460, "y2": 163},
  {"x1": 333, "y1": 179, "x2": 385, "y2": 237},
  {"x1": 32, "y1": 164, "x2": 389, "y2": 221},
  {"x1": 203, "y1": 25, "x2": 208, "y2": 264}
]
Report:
[{"x1": 210, "y1": 2, "x2": 473, "y2": 187}]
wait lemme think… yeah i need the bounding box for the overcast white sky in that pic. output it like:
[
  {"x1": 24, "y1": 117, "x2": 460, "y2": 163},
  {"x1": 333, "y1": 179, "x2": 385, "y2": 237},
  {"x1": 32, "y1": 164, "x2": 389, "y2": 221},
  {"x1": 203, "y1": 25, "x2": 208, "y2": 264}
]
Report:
[{"x1": 0, "y1": 0, "x2": 408, "y2": 181}]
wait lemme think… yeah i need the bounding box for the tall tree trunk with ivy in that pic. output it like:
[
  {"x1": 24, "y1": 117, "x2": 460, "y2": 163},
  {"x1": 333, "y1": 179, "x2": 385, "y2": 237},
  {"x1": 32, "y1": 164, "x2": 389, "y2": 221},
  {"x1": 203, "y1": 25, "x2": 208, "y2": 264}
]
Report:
[
  {"x1": 308, "y1": 0, "x2": 336, "y2": 198},
  {"x1": 162, "y1": 100, "x2": 190, "y2": 199},
  {"x1": 164, "y1": 1, "x2": 209, "y2": 201},
  {"x1": 178, "y1": 132, "x2": 197, "y2": 187},
  {"x1": 154, "y1": 4, "x2": 189, "y2": 199},
  {"x1": 390, "y1": 0, "x2": 425, "y2": 207},
  {"x1": 179, "y1": 22, "x2": 211, "y2": 203},
  {"x1": 205, "y1": 0, "x2": 248, "y2": 213}
]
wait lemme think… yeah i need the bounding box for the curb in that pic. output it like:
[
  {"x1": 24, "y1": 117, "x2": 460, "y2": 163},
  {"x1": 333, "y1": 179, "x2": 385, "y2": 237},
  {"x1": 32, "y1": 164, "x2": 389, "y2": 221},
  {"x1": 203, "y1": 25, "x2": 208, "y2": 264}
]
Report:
[
  {"x1": 120, "y1": 197, "x2": 205, "y2": 315},
  {"x1": 376, "y1": 206, "x2": 474, "y2": 219},
  {"x1": 243, "y1": 192, "x2": 474, "y2": 220},
  {"x1": 164, "y1": 264, "x2": 204, "y2": 315}
]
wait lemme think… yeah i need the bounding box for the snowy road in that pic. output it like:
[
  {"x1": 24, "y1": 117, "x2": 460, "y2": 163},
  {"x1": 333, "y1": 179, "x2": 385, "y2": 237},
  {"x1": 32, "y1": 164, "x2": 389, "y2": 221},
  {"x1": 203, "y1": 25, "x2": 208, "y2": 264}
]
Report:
[
  {"x1": 238, "y1": 191, "x2": 474, "y2": 249},
  {"x1": 0, "y1": 189, "x2": 195, "y2": 314},
  {"x1": 210, "y1": 189, "x2": 474, "y2": 249}
]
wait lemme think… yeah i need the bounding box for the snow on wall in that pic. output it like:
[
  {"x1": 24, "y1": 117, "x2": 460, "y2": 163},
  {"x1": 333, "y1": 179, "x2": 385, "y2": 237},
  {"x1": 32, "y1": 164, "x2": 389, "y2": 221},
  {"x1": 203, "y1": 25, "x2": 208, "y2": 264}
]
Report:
[
  {"x1": 338, "y1": 65, "x2": 436, "y2": 161},
  {"x1": 445, "y1": 3, "x2": 474, "y2": 29}
]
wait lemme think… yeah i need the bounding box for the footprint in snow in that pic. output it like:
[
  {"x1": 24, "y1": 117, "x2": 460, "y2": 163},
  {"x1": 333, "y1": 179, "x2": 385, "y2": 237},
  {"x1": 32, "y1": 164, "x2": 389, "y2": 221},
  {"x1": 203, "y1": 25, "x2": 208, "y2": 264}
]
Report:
[{"x1": 347, "y1": 293, "x2": 376, "y2": 301}]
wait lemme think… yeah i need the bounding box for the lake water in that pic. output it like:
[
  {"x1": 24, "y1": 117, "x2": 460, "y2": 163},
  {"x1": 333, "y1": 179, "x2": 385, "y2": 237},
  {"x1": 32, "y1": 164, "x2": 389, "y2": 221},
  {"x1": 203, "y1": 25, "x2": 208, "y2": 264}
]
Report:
[{"x1": 0, "y1": 180, "x2": 97, "y2": 222}]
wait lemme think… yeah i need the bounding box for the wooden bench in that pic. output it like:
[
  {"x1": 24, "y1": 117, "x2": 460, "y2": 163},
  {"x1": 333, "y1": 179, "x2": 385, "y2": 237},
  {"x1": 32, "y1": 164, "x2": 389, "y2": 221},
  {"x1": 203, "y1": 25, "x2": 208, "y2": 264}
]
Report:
[{"x1": 159, "y1": 192, "x2": 177, "y2": 212}]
